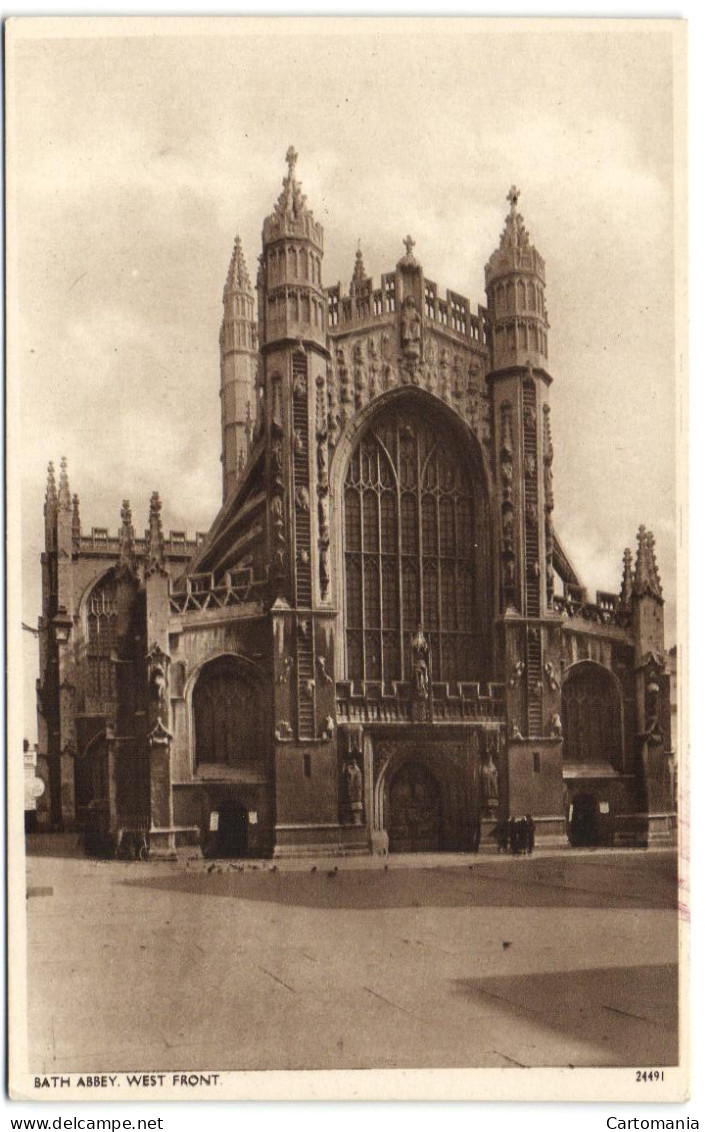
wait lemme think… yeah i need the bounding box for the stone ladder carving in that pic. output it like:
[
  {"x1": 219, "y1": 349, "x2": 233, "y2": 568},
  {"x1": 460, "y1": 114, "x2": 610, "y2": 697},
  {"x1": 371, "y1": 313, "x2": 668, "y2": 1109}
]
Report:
[{"x1": 292, "y1": 350, "x2": 316, "y2": 739}]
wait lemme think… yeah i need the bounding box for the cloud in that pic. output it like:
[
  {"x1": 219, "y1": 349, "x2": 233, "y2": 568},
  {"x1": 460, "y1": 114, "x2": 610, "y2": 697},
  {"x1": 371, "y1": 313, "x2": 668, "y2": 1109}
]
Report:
[{"x1": 10, "y1": 23, "x2": 681, "y2": 742}]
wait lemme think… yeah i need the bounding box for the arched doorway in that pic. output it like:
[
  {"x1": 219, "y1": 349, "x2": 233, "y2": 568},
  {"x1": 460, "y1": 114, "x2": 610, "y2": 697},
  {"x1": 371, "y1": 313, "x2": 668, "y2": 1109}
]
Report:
[
  {"x1": 205, "y1": 799, "x2": 249, "y2": 858},
  {"x1": 386, "y1": 760, "x2": 443, "y2": 853},
  {"x1": 567, "y1": 792, "x2": 600, "y2": 847}
]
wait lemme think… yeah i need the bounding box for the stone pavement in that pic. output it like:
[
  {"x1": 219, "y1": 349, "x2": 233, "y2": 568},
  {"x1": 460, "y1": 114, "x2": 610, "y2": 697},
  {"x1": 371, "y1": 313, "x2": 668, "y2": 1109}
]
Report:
[{"x1": 23, "y1": 844, "x2": 679, "y2": 1073}]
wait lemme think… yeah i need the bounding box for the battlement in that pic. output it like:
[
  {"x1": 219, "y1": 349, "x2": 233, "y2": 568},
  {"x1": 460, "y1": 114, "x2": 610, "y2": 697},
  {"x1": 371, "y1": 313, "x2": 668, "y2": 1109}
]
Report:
[
  {"x1": 552, "y1": 587, "x2": 632, "y2": 630},
  {"x1": 336, "y1": 679, "x2": 505, "y2": 725},
  {"x1": 78, "y1": 529, "x2": 206, "y2": 559},
  {"x1": 327, "y1": 274, "x2": 488, "y2": 349}
]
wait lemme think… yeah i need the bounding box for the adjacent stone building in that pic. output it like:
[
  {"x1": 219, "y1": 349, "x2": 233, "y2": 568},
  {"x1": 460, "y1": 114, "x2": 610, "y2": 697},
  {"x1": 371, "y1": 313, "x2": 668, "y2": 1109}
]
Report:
[{"x1": 36, "y1": 150, "x2": 676, "y2": 857}]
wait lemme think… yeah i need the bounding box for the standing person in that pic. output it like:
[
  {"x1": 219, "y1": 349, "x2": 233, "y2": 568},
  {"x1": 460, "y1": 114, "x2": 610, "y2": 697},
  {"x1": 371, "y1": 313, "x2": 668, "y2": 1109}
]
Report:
[
  {"x1": 526, "y1": 814, "x2": 535, "y2": 855},
  {"x1": 508, "y1": 815, "x2": 518, "y2": 854},
  {"x1": 496, "y1": 819, "x2": 508, "y2": 853}
]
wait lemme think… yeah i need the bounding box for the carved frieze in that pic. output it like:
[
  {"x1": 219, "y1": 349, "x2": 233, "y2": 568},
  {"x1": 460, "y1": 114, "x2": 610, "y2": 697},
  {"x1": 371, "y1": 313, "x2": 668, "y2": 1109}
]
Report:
[{"x1": 325, "y1": 329, "x2": 490, "y2": 451}]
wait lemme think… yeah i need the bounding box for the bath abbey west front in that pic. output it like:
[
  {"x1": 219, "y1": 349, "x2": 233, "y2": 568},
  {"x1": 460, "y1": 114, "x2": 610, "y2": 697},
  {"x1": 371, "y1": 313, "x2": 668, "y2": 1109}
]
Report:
[{"x1": 36, "y1": 150, "x2": 675, "y2": 857}]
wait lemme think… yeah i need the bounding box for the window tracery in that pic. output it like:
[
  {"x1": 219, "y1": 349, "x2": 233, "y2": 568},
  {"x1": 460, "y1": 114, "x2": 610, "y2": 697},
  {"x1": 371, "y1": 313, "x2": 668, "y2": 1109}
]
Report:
[
  {"x1": 86, "y1": 577, "x2": 118, "y2": 702},
  {"x1": 344, "y1": 404, "x2": 486, "y2": 686}
]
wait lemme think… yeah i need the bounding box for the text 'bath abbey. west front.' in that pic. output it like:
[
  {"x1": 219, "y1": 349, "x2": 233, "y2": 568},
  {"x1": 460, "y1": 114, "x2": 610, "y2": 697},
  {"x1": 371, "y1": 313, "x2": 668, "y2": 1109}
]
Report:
[{"x1": 36, "y1": 149, "x2": 676, "y2": 858}]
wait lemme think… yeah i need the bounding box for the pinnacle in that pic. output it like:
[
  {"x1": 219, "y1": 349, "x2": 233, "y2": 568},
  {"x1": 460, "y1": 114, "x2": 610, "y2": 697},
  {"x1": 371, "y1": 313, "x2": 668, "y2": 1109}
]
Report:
[
  {"x1": 398, "y1": 234, "x2": 420, "y2": 269},
  {"x1": 58, "y1": 456, "x2": 71, "y2": 510},
  {"x1": 273, "y1": 145, "x2": 308, "y2": 222},
  {"x1": 351, "y1": 245, "x2": 367, "y2": 290},
  {"x1": 224, "y1": 235, "x2": 252, "y2": 295},
  {"x1": 45, "y1": 461, "x2": 58, "y2": 505},
  {"x1": 620, "y1": 547, "x2": 634, "y2": 609},
  {"x1": 633, "y1": 525, "x2": 663, "y2": 600},
  {"x1": 499, "y1": 186, "x2": 530, "y2": 253},
  {"x1": 147, "y1": 490, "x2": 165, "y2": 570}
]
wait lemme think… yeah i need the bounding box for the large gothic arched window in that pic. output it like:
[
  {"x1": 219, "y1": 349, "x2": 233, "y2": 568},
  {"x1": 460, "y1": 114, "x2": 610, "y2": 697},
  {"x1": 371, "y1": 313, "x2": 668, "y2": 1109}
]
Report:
[
  {"x1": 343, "y1": 401, "x2": 489, "y2": 687},
  {"x1": 561, "y1": 663, "x2": 622, "y2": 769},
  {"x1": 193, "y1": 657, "x2": 266, "y2": 767}
]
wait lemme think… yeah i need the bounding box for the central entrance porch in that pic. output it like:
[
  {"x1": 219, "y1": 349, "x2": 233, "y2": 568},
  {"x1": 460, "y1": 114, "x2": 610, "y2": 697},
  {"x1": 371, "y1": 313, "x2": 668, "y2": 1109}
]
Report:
[{"x1": 349, "y1": 724, "x2": 506, "y2": 855}]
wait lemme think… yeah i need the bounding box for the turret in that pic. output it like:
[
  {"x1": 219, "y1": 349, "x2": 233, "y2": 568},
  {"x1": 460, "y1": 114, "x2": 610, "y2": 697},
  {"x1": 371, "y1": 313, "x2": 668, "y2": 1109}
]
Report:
[
  {"x1": 260, "y1": 149, "x2": 334, "y2": 750},
  {"x1": 260, "y1": 146, "x2": 326, "y2": 350},
  {"x1": 486, "y1": 191, "x2": 557, "y2": 743},
  {"x1": 485, "y1": 186, "x2": 549, "y2": 372},
  {"x1": 220, "y1": 235, "x2": 258, "y2": 500}
]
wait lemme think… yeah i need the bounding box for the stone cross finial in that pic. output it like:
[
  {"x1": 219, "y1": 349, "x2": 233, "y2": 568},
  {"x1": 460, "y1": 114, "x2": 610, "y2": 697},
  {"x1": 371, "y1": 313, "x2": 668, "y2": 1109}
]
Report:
[
  {"x1": 286, "y1": 146, "x2": 298, "y2": 175},
  {"x1": 507, "y1": 185, "x2": 520, "y2": 209},
  {"x1": 403, "y1": 234, "x2": 416, "y2": 256}
]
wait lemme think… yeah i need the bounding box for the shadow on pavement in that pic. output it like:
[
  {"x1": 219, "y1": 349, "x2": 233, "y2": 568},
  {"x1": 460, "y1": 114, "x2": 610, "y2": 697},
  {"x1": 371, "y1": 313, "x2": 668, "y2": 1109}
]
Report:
[
  {"x1": 453, "y1": 963, "x2": 679, "y2": 1066},
  {"x1": 121, "y1": 855, "x2": 678, "y2": 911}
]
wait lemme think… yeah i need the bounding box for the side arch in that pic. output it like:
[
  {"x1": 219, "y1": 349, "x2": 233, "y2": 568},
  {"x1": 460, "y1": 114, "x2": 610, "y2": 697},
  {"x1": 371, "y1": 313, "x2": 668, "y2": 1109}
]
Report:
[
  {"x1": 185, "y1": 650, "x2": 269, "y2": 773},
  {"x1": 561, "y1": 660, "x2": 624, "y2": 770}
]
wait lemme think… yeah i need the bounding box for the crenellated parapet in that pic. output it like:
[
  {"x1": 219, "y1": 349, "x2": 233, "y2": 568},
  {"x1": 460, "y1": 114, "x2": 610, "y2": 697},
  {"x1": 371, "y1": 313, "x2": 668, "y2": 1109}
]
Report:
[
  {"x1": 328, "y1": 273, "x2": 487, "y2": 349},
  {"x1": 323, "y1": 241, "x2": 492, "y2": 454}
]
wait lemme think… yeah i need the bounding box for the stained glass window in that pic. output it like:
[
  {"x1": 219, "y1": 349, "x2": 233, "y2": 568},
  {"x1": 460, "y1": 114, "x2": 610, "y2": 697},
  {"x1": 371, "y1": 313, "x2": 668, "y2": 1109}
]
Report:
[{"x1": 343, "y1": 403, "x2": 487, "y2": 687}]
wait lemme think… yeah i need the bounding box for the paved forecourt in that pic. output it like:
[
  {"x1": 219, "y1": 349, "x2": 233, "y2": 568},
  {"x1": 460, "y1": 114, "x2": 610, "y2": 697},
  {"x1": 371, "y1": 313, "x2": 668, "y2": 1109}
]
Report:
[{"x1": 24, "y1": 845, "x2": 679, "y2": 1073}]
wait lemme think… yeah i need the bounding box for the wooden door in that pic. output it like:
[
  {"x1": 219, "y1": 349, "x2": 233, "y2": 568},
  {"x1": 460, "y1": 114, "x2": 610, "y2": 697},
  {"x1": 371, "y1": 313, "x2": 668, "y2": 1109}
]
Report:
[{"x1": 387, "y1": 762, "x2": 442, "y2": 853}]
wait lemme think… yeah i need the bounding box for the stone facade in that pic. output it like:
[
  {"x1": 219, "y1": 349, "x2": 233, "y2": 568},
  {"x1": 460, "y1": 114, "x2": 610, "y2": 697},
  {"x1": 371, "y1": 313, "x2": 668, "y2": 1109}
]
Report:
[{"x1": 36, "y1": 151, "x2": 676, "y2": 858}]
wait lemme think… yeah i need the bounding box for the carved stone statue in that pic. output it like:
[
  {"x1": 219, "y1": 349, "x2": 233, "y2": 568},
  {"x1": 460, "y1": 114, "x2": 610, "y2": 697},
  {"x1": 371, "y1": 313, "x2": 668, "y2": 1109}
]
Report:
[
  {"x1": 147, "y1": 656, "x2": 170, "y2": 739},
  {"x1": 342, "y1": 754, "x2": 364, "y2": 825},
  {"x1": 550, "y1": 712, "x2": 563, "y2": 738},
  {"x1": 481, "y1": 751, "x2": 499, "y2": 811},
  {"x1": 411, "y1": 624, "x2": 430, "y2": 699},
  {"x1": 271, "y1": 436, "x2": 283, "y2": 475},
  {"x1": 400, "y1": 296, "x2": 422, "y2": 357},
  {"x1": 344, "y1": 756, "x2": 363, "y2": 804},
  {"x1": 149, "y1": 664, "x2": 167, "y2": 709}
]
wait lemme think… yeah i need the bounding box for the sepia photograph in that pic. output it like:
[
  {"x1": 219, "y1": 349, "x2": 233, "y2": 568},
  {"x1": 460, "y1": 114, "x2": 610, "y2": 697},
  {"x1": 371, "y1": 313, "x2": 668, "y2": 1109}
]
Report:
[{"x1": 6, "y1": 16, "x2": 687, "y2": 1102}]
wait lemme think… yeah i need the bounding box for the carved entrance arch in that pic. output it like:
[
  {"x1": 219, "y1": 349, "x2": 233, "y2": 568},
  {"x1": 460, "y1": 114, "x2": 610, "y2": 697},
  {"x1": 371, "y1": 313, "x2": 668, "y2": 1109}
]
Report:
[{"x1": 373, "y1": 740, "x2": 474, "y2": 852}]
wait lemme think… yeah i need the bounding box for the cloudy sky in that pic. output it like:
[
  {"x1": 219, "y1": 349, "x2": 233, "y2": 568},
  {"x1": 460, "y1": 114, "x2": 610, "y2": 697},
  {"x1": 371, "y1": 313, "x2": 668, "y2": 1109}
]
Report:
[{"x1": 8, "y1": 18, "x2": 682, "y2": 741}]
